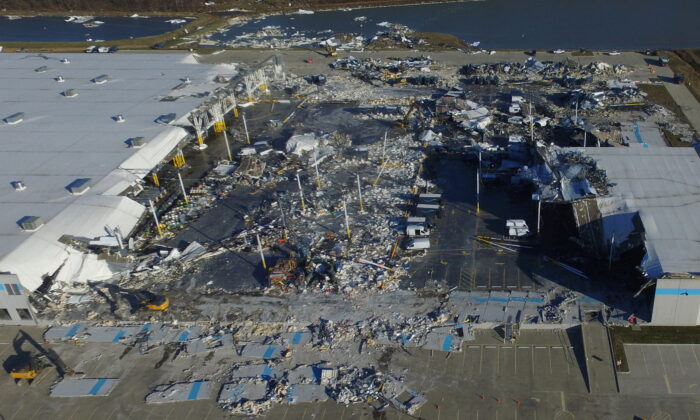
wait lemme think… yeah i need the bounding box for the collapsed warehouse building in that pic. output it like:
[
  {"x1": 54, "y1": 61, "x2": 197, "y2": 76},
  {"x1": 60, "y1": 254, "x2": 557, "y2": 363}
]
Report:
[
  {"x1": 534, "y1": 145, "x2": 700, "y2": 325},
  {"x1": 0, "y1": 53, "x2": 245, "y2": 299}
]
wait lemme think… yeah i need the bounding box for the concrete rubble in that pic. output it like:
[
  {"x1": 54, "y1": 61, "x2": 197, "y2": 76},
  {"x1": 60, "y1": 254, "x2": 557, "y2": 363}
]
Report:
[{"x1": 27, "y1": 48, "x2": 699, "y2": 416}]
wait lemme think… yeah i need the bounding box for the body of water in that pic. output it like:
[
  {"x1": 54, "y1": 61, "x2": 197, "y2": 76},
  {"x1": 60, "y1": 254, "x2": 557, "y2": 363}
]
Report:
[
  {"x1": 0, "y1": 15, "x2": 189, "y2": 42},
  {"x1": 215, "y1": 0, "x2": 700, "y2": 50}
]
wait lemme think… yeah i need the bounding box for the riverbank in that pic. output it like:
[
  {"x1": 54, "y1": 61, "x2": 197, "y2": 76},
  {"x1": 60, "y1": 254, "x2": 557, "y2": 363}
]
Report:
[{"x1": 0, "y1": 0, "x2": 465, "y2": 14}]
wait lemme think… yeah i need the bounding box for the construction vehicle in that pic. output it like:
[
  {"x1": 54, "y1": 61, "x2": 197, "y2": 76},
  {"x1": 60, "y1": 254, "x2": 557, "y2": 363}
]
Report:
[
  {"x1": 97, "y1": 285, "x2": 169, "y2": 314},
  {"x1": 396, "y1": 101, "x2": 423, "y2": 129},
  {"x1": 5, "y1": 330, "x2": 73, "y2": 384},
  {"x1": 324, "y1": 45, "x2": 337, "y2": 57},
  {"x1": 134, "y1": 291, "x2": 170, "y2": 311}
]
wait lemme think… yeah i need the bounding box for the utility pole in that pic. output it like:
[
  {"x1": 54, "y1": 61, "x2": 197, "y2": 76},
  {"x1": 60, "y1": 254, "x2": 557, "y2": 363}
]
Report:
[
  {"x1": 529, "y1": 100, "x2": 534, "y2": 143},
  {"x1": 149, "y1": 200, "x2": 163, "y2": 237},
  {"x1": 223, "y1": 129, "x2": 233, "y2": 161},
  {"x1": 343, "y1": 200, "x2": 351, "y2": 240},
  {"x1": 242, "y1": 112, "x2": 250, "y2": 144},
  {"x1": 608, "y1": 232, "x2": 616, "y2": 273},
  {"x1": 296, "y1": 173, "x2": 306, "y2": 212},
  {"x1": 314, "y1": 148, "x2": 321, "y2": 189},
  {"x1": 177, "y1": 171, "x2": 189, "y2": 204},
  {"x1": 537, "y1": 198, "x2": 542, "y2": 234},
  {"x1": 357, "y1": 174, "x2": 364, "y2": 213},
  {"x1": 278, "y1": 198, "x2": 288, "y2": 240},
  {"x1": 476, "y1": 150, "x2": 481, "y2": 214},
  {"x1": 256, "y1": 234, "x2": 267, "y2": 271}
]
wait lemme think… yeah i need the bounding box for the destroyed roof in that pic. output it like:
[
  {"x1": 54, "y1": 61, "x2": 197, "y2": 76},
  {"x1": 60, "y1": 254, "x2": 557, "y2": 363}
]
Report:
[
  {"x1": 0, "y1": 53, "x2": 237, "y2": 291},
  {"x1": 581, "y1": 147, "x2": 700, "y2": 277}
]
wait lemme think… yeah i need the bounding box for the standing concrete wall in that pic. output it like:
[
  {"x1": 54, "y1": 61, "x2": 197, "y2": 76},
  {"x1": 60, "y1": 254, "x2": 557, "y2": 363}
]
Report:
[
  {"x1": 0, "y1": 273, "x2": 36, "y2": 326},
  {"x1": 651, "y1": 278, "x2": 700, "y2": 325}
]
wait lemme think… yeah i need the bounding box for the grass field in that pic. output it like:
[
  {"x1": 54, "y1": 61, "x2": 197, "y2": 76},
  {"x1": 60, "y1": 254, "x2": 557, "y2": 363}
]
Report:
[{"x1": 639, "y1": 83, "x2": 696, "y2": 141}]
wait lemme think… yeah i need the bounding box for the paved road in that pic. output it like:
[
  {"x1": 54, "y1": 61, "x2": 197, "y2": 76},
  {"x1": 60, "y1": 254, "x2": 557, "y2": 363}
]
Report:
[
  {"x1": 199, "y1": 49, "x2": 666, "y2": 81},
  {"x1": 664, "y1": 81, "x2": 700, "y2": 134}
]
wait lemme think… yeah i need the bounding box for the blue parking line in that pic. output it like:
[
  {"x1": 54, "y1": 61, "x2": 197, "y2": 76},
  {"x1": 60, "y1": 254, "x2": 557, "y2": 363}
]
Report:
[
  {"x1": 64, "y1": 324, "x2": 81, "y2": 338},
  {"x1": 510, "y1": 297, "x2": 527, "y2": 302},
  {"x1": 261, "y1": 365, "x2": 273, "y2": 380},
  {"x1": 472, "y1": 297, "x2": 489, "y2": 303},
  {"x1": 140, "y1": 323, "x2": 152, "y2": 333},
  {"x1": 490, "y1": 297, "x2": 509, "y2": 303},
  {"x1": 111, "y1": 330, "x2": 126, "y2": 343},
  {"x1": 177, "y1": 330, "x2": 190, "y2": 342},
  {"x1": 401, "y1": 334, "x2": 409, "y2": 346},
  {"x1": 632, "y1": 121, "x2": 649, "y2": 147},
  {"x1": 88, "y1": 378, "x2": 107, "y2": 396},
  {"x1": 528, "y1": 297, "x2": 545, "y2": 303},
  {"x1": 291, "y1": 332, "x2": 303, "y2": 345},
  {"x1": 187, "y1": 381, "x2": 203, "y2": 400},
  {"x1": 441, "y1": 334, "x2": 453, "y2": 351},
  {"x1": 262, "y1": 346, "x2": 276, "y2": 359},
  {"x1": 0, "y1": 284, "x2": 5, "y2": 291}
]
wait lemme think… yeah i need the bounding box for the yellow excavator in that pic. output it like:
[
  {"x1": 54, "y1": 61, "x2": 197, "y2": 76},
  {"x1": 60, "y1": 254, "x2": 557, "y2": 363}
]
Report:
[
  {"x1": 324, "y1": 45, "x2": 337, "y2": 57},
  {"x1": 396, "y1": 101, "x2": 423, "y2": 129},
  {"x1": 6, "y1": 330, "x2": 74, "y2": 384},
  {"x1": 134, "y1": 291, "x2": 170, "y2": 311}
]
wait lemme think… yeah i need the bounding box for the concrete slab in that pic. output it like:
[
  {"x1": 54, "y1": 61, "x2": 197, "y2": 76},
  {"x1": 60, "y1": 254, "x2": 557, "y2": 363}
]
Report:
[
  {"x1": 239, "y1": 343, "x2": 286, "y2": 359},
  {"x1": 51, "y1": 378, "x2": 119, "y2": 397},
  {"x1": 230, "y1": 364, "x2": 284, "y2": 380},
  {"x1": 146, "y1": 380, "x2": 211, "y2": 403},
  {"x1": 217, "y1": 382, "x2": 269, "y2": 404},
  {"x1": 284, "y1": 384, "x2": 329, "y2": 403}
]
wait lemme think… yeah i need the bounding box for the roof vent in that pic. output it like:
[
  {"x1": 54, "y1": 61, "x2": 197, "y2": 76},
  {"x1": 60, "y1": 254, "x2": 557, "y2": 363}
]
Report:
[
  {"x1": 63, "y1": 89, "x2": 78, "y2": 98},
  {"x1": 35, "y1": 66, "x2": 50, "y2": 73},
  {"x1": 56, "y1": 75, "x2": 65, "y2": 83},
  {"x1": 92, "y1": 74, "x2": 109, "y2": 84},
  {"x1": 66, "y1": 178, "x2": 91, "y2": 195},
  {"x1": 61, "y1": 58, "x2": 70, "y2": 64},
  {"x1": 18, "y1": 216, "x2": 44, "y2": 232},
  {"x1": 156, "y1": 113, "x2": 176, "y2": 124},
  {"x1": 114, "y1": 114, "x2": 125, "y2": 123},
  {"x1": 3, "y1": 112, "x2": 24, "y2": 125},
  {"x1": 11, "y1": 181, "x2": 26, "y2": 191},
  {"x1": 129, "y1": 136, "x2": 146, "y2": 148}
]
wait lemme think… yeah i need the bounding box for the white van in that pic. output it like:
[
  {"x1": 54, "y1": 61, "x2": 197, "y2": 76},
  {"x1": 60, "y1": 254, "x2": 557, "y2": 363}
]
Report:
[
  {"x1": 406, "y1": 224, "x2": 430, "y2": 237},
  {"x1": 239, "y1": 147, "x2": 257, "y2": 156},
  {"x1": 404, "y1": 237, "x2": 430, "y2": 250},
  {"x1": 415, "y1": 203, "x2": 441, "y2": 218},
  {"x1": 418, "y1": 193, "x2": 442, "y2": 205}
]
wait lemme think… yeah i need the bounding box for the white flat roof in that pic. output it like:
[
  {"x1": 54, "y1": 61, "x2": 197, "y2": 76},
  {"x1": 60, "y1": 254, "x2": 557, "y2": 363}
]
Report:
[
  {"x1": 582, "y1": 147, "x2": 700, "y2": 277},
  {"x1": 0, "y1": 53, "x2": 237, "y2": 290}
]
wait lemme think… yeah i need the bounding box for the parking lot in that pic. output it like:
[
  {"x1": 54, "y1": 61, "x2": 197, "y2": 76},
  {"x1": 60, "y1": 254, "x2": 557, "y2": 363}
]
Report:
[
  {"x1": 406, "y1": 155, "x2": 582, "y2": 293},
  {"x1": 2, "y1": 326, "x2": 699, "y2": 420},
  {"x1": 620, "y1": 344, "x2": 700, "y2": 395}
]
